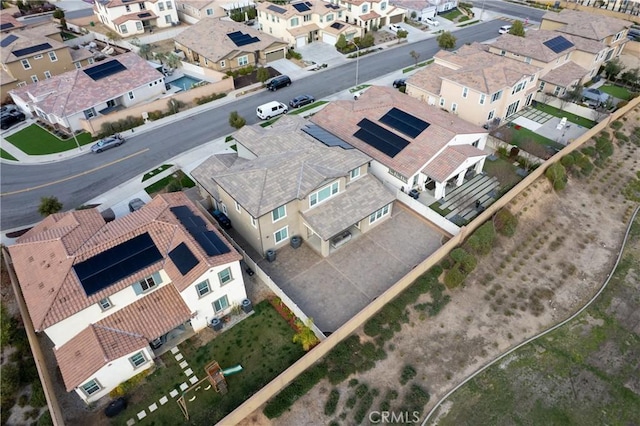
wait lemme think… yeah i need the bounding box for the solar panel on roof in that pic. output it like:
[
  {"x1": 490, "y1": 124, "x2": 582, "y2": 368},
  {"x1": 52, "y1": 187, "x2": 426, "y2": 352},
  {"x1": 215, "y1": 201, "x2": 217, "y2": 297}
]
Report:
[
  {"x1": 0, "y1": 34, "x2": 17, "y2": 47},
  {"x1": 138, "y1": 12, "x2": 152, "y2": 18},
  {"x1": 194, "y1": 231, "x2": 231, "y2": 256},
  {"x1": 1, "y1": 23, "x2": 14, "y2": 30},
  {"x1": 267, "y1": 4, "x2": 286, "y2": 14},
  {"x1": 330, "y1": 22, "x2": 344, "y2": 29},
  {"x1": 303, "y1": 124, "x2": 353, "y2": 149},
  {"x1": 170, "y1": 205, "x2": 193, "y2": 220},
  {"x1": 83, "y1": 59, "x2": 127, "y2": 81},
  {"x1": 293, "y1": 2, "x2": 310, "y2": 12},
  {"x1": 543, "y1": 35, "x2": 574, "y2": 54},
  {"x1": 227, "y1": 30, "x2": 260, "y2": 47},
  {"x1": 168, "y1": 242, "x2": 199, "y2": 275},
  {"x1": 73, "y1": 232, "x2": 162, "y2": 296},
  {"x1": 379, "y1": 107, "x2": 430, "y2": 138},
  {"x1": 354, "y1": 118, "x2": 409, "y2": 158},
  {"x1": 170, "y1": 205, "x2": 231, "y2": 257},
  {"x1": 12, "y1": 43, "x2": 52, "y2": 58}
]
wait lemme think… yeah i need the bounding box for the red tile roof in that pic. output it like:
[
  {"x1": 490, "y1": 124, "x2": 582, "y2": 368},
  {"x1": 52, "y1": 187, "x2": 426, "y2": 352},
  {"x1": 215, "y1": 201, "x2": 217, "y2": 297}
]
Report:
[{"x1": 422, "y1": 144, "x2": 486, "y2": 182}]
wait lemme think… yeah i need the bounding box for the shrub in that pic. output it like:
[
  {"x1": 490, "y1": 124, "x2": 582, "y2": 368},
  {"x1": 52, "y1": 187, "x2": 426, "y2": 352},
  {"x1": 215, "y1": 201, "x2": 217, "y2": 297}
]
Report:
[
  {"x1": 595, "y1": 137, "x2": 614, "y2": 159},
  {"x1": 1, "y1": 364, "x2": 20, "y2": 407},
  {"x1": 264, "y1": 363, "x2": 328, "y2": 419},
  {"x1": 400, "y1": 365, "x2": 417, "y2": 385},
  {"x1": 614, "y1": 131, "x2": 629, "y2": 142},
  {"x1": 194, "y1": 92, "x2": 226, "y2": 105},
  {"x1": 465, "y1": 221, "x2": 495, "y2": 256},
  {"x1": 324, "y1": 389, "x2": 340, "y2": 416},
  {"x1": 560, "y1": 155, "x2": 575, "y2": 168},
  {"x1": 493, "y1": 208, "x2": 518, "y2": 237},
  {"x1": 581, "y1": 146, "x2": 597, "y2": 157},
  {"x1": 404, "y1": 383, "x2": 430, "y2": 414},
  {"x1": 353, "y1": 389, "x2": 376, "y2": 424},
  {"x1": 29, "y1": 381, "x2": 47, "y2": 408},
  {"x1": 545, "y1": 163, "x2": 567, "y2": 191},
  {"x1": 37, "y1": 410, "x2": 52, "y2": 426},
  {"x1": 444, "y1": 266, "x2": 466, "y2": 288},
  {"x1": 450, "y1": 248, "x2": 477, "y2": 274},
  {"x1": 440, "y1": 257, "x2": 452, "y2": 270}
]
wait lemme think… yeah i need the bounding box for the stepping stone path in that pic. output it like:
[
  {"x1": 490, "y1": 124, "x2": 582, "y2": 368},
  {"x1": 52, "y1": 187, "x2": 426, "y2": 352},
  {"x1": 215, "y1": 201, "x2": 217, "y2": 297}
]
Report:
[
  {"x1": 170, "y1": 347, "x2": 180, "y2": 354},
  {"x1": 175, "y1": 353, "x2": 184, "y2": 361},
  {"x1": 179, "y1": 360, "x2": 189, "y2": 369},
  {"x1": 126, "y1": 419, "x2": 135, "y2": 426},
  {"x1": 180, "y1": 382, "x2": 188, "y2": 391},
  {"x1": 189, "y1": 376, "x2": 199, "y2": 384},
  {"x1": 137, "y1": 410, "x2": 147, "y2": 420},
  {"x1": 184, "y1": 368, "x2": 193, "y2": 376},
  {"x1": 159, "y1": 396, "x2": 168, "y2": 405},
  {"x1": 169, "y1": 389, "x2": 179, "y2": 398},
  {"x1": 149, "y1": 403, "x2": 158, "y2": 412}
]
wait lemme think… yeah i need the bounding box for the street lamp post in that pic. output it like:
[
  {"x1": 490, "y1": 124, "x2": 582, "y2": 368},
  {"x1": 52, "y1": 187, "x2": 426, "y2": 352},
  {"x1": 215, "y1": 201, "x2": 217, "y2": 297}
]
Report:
[
  {"x1": 480, "y1": 0, "x2": 486, "y2": 21},
  {"x1": 352, "y1": 41, "x2": 360, "y2": 87}
]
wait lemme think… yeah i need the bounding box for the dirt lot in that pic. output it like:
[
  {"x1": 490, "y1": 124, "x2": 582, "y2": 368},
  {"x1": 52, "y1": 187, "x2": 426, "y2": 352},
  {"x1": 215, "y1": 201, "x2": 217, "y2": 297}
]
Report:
[{"x1": 239, "y1": 108, "x2": 640, "y2": 425}]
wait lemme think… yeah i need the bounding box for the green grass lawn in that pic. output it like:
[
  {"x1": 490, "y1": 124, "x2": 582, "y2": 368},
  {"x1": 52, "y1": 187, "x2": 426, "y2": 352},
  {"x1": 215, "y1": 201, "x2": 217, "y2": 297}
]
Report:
[
  {"x1": 534, "y1": 103, "x2": 597, "y2": 129},
  {"x1": 0, "y1": 149, "x2": 17, "y2": 161},
  {"x1": 598, "y1": 84, "x2": 632, "y2": 100},
  {"x1": 5, "y1": 124, "x2": 93, "y2": 155},
  {"x1": 144, "y1": 170, "x2": 195, "y2": 195},
  {"x1": 112, "y1": 301, "x2": 305, "y2": 426},
  {"x1": 289, "y1": 100, "x2": 328, "y2": 115},
  {"x1": 142, "y1": 164, "x2": 173, "y2": 182},
  {"x1": 440, "y1": 8, "x2": 462, "y2": 21},
  {"x1": 510, "y1": 126, "x2": 564, "y2": 150},
  {"x1": 483, "y1": 157, "x2": 522, "y2": 190}
]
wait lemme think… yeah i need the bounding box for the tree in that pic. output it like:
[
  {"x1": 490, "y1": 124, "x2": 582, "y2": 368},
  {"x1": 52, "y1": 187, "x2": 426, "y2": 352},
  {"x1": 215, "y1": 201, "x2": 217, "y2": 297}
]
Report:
[
  {"x1": 292, "y1": 318, "x2": 320, "y2": 351},
  {"x1": 229, "y1": 111, "x2": 246, "y2": 129},
  {"x1": 163, "y1": 53, "x2": 182, "y2": 69},
  {"x1": 565, "y1": 83, "x2": 584, "y2": 103},
  {"x1": 509, "y1": 20, "x2": 526, "y2": 37},
  {"x1": 620, "y1": 67, "x2": 640, "y2": 89},
  {"x1": 545, "y1": 162, "x2": 567, "y2": 191},
  {"x1": 256, "y1": 67, "x2": 270, "y2": 84},
  {"x1": 409, "y1": 50, "x2": 420, "y2": 66},
  {"x1": 38, "y1": 196, "x2": 63, "y2": 216},
  {"x1": 411, "y1": 11, "x2": 417, "y2": 20},
  {"x1": 154, "y1": 51, "x2": 166, "y2": 64},
  {"x1": 604, "y1": 58, "x2": 624, "y2": 81},
  {"x1": 105, "y1": 30, "x2": 121, "y2": 46},
  {"x1": 493, "y1": 208, "x2": 518, "y2": 237},
  {"x1": 53, "y1": 8, "x2": 67, "y2": 30},
  {"x1": 396, "y1": 29, "x2": 408, "y2": 42},
  {"x1": 137, "y1": 43, "x2": 151, "y2": 60},
  {"x1": 436, "y1": 31, "x2": 456, "y2": 50},
  {"x1": 335, "y1": 34, "x2": 347, "y2": 52},
  {"x1": 361, "y1": 32, "x2": 375, "y2": 48}
]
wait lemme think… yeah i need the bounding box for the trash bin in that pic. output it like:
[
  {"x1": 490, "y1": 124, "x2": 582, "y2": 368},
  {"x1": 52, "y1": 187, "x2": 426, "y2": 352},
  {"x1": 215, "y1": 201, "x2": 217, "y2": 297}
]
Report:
[
  {"x1": 210, "y1": 318, "x2": 223, "y2": 331},
  {"x1": 241, "y1": 298, "x2": 253, "y2": 313},
  {"x1": 265, "y1": 249, "x2": 276, "y2": 262},
  {"x1": 290, "y1": 236, "x2": 302, "y2": 249}
]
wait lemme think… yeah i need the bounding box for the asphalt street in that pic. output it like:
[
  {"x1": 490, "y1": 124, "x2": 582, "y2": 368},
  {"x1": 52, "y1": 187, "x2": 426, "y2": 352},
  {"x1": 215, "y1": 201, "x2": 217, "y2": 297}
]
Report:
[{"x1": 0, "y1": 16, "x2": 523, "y2": 229}]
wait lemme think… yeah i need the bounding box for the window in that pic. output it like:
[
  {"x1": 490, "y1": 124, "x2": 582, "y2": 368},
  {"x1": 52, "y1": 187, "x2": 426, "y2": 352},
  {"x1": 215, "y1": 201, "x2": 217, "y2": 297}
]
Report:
[
  {"x1": 165, "y1": 15, "x2": 172, "y2": 24},
  {"x1": 369, "y1": 204, "x2": 390, "y2": 224},
  {"x1": 530, "y1": 74, "x2": 535, "y2": 82},
  {"x1": 158, "y1": 1, "x2": 165, "y2": 10},
  {"x1": 525, "y1": 56, "x2": 531, "y2": 64},
  {"x1": 506, "y1": 100, "x2": 520, "y2": 117},
  {"x1": 81, "y1": 379, "x2": 101, "y2": 396},
  {"x1": 140, "y1": 276, "x2": 157, "y2": 291},
  {"x1": 167, "y1": 1, "x2": 172, "y2": 9},
  {"x1": 195, "y1": 280, "x2": 211, "y2": 297},
  {"x1": 235, "y1": 201, "x2": 241, "y2": 213},
  {"x1": 31, "y1": 75, "x2": 38, "y2": 83},
  {"x1": 128, "y1": 91, "x2": 134, "y2": 100},
  {"x1": 48, "y1": 51, "x2": 57, "y2": 62},
  {"x1": 34, "y1": 54, "x2": 43, "y2": 60},
  {"x1": 272, "y1": 205, "x2": 286, "y2": 222},
  {"x1": 439, "y1": 98, "x2": 445, "y2": 107},
  {"x1": 136, "y1": 21, "x2": 143, "y2": 31},
  {"x1": 238, "y1": 55, "x2": 248, "y2": 66},
  {"x1": 140, "y1": 2, "x2": 146, "y2": 9},
  {"x1": 303, "y1": 14, "x2": 311, "y2": 22},
  {"x1": 487, "y1": 110, "x2": 495, "y2": 121},
  {"x1": 511, "y1": 81, "x2": 526, "y2": 95},
  {"x1": 221, "y1": 204, "x2": 228, "y2": 214},
  {"x1": 75, "y1": 62, "x2": 82, "y2": 69},
  {"x1": 21, "y1": 59, "x2": 31, "y2": 70},
  {"x1": 326, "y1": 13, "x2": 334, "y2": 21},
  {"x1": 490, "y1": 90, "x2": 502, "y2": 103},
  {"x1": 218, "y1": 267, "x2": 233, "y2": 285},
  {"x1": 88, "y1": 57, "x2": 94, "y2": 64},
  {"x1": 83, "y1": 108, "x2": 96, "y2": 119},
  {"x1": 538, "y1": 81, "x2": 545, "y2": 91},
  {"x1": 251, "y1": 216, "x2": 257, "y2": 228},
  {"x1": 553, "y1": 86, "x2": 562, "y2": 96},
  {"x1": 362, "y1": 4, "x2": 368, "y2": 12},
  {"x1": 451, "y1": 102, "x2": 458, "y2": 113},
  {"x1": 132, "y1": 272, "x2": 162, "y2": 295},
  {"x1": 206, "y1": 8, "x2": 213, "y2": 15},
  {"x1": 350, "y1": 167, "x2": 360, "y2": 179},
  {"x1": 220, "y1": 60, "x2": 226, "y2": 68},
  {"x1": 381, "y1": 1, "x2": 386, "y2": 10},
  {"x1": 129, "y1": 351, "x2": 147, "y2": 368},
  {"x1": 125, "y1": 4, "x2": 131, "y2": 11},
  {"x1": 274, "y1": 226, "x2": 289, "y2": 243},
  {"x1": 291, "y1": 17, "x2": 299, "y2": 26},
  {"x1": 479, "y1": 93, "x2": 486, "y2": 105},
  {"x1": 310, "y1": 182, "x2": 339, "y2": 207},
  {"x1": 500, "y1": 50, "x2": 505, "y2": 56},
  {"x1": 213, "y1": 295, "x2": 229, "y2": 313},
  {"x1": 462, "y1": 87, "x2": 468, "y2": 98},
  {"x1": 99, "y1": 297, "x2": 112, "y2": 310},
  {"x1": 120, "y1": 24, "x2": 128, "y2": 34}
]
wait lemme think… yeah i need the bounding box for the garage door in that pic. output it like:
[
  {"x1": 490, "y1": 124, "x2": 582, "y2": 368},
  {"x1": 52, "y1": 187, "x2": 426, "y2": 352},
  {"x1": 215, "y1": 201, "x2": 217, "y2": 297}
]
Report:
[
  {"x1": 322, "y1": 32, "x2": 337, "y2": 45},
  {"x1": 265, "y1": 48, "x2": 285, "y2": 62},
  {"x1": 389, "y1": 15, "x2": 403, "y2": 24},
  {"x1": 296, "y1": 37, "x2": 306, "y2": 48}
]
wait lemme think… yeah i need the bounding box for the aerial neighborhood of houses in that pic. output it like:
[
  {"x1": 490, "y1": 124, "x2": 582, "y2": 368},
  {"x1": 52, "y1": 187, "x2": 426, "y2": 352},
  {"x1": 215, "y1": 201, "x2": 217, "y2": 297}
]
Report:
[{"x1": 0, "y1": 0, "x2": 638, "y2": 424}]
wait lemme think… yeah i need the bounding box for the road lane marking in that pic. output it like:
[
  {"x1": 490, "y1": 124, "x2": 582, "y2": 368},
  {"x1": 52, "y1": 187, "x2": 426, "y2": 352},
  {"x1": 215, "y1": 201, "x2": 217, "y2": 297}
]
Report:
[{"x1": 0, "y1": 149, "x2": 149, "y2": 197}]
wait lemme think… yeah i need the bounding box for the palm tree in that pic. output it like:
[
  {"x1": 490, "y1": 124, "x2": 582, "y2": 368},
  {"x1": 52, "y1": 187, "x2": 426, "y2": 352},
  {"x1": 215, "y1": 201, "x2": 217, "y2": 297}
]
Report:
[
  {"x1": 138, "y1": 44, "x2": 152, "y2": 60},
  {"x1": 164, "y1": 53, "x2": 182, "y2": 69}
]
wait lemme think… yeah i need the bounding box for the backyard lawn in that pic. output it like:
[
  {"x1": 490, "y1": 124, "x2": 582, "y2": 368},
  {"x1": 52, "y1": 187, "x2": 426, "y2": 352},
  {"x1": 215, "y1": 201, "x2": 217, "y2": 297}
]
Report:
[
  {"x1": 509, "y1": 126, "x2": 564, "y2": 150},
  {"x1": 483, "y1": 157, "x2": 522, "y2": 190},
  {"x1": 112, "y1": 301, "x2": 305, "y2": 425},
  {"x1": 598, "y1": 84, "x2": 632, "y2": 101},
  {"x1": 5, "y1": 124, "x2": 93, "y2": 155},
  {"x1": 534, "y1": 103, "x2": 597, "y2": 129},
  {"x1": 0, "y1": 149, "x2": 17, "y2": 161}
]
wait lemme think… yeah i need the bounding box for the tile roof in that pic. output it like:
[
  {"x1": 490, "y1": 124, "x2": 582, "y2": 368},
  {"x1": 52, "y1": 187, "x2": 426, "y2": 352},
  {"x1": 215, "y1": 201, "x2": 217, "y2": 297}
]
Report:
[
  {"x1": 113, "y1": 10, "x2": 159, "y2": 25},
  {"x1": 8, "y1": 192, "x2": 240, "y2": 331},
  {"x1": 542, "y1": 9, "x2": 632, "y2": 41},
  {"x1": 310, "y1": 86, "x2": 487, "y2": 177},
  {"x1": 174, "y1": 17, "x2": 287, "y2": 63},
  {"x1": 490, "y1": 30, "x2": 577, "y2": 63},
  {"x1": 99, "y1": 0, "x2": 160, "y2": 7},
  {"x1": 256, "y1": 0, "x2": 346, "y2": 19},
  {"x1": 390, "y1": 0, "x2": 433, "y2": 9},
  {"x1": 360, "y1": 10, "x2": 381, "y2": 20},
  {"x1": 69, "y1": 46, "x2": 94, "y2": 63},
  {"x1": 9, "y1": 52, "x2": 163, "y2": 118},
  {"x1": 177, "y1": 0, "x2": 215, "y2": 10},
  {"x1": 289, "y1": 23, "x2": 320, "y2": 37},
  {"x1": 0, "y1": 28, "x2": 66, "y2": 64},
  {"x1": 421, "y1": 144, "x2": 486, "y2": 182},
  {"x1": 301, "y1": 174, "x2": 395, "y2": 239},
  {"x1": 540, "y1": 60, "x2": 588, "y2": 87},
  {"x1": 191, "y1": 114, "x2": 371, "y2": 218},
  {"x1": 0, "y1": 10, "x2": 25, "y2": 32},
  {"x1": 427, "y1": 42, "x2": 540, "y2": 94}
]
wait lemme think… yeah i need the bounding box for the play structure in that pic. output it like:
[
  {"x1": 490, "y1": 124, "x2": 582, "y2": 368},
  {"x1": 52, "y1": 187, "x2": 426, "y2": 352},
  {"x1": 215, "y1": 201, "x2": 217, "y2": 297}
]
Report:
[{"x1": 177, "y1": 360, "x2": 243, "y2": 420}]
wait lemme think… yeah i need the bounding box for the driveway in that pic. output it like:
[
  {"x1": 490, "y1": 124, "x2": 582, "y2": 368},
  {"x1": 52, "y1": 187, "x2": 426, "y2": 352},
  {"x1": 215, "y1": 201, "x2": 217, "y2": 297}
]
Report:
[
  {"x1": 255, "y1": 203, "x2": 445, "y2": 332},
  {"x1": 296, "y1": 42, "x2": 347, "y2": 67}
]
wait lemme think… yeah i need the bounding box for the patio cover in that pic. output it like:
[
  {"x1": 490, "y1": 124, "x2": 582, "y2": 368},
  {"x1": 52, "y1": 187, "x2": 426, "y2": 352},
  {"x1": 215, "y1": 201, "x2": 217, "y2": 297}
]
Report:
[{"x1": 421, "y1": 144, "x2": 486, "y2": 183}]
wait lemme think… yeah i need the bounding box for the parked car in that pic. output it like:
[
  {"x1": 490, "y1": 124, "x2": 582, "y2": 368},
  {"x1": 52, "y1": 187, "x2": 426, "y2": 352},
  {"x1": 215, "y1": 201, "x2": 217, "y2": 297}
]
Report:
[
  {"x1": 0, "y1": 104, "x2": 19, "y2": 114},
  {"x1": 211, "y1": 209, "x2": 232, "y2": 229},
  {"x1": 256, "y1": 101, "x2": 288, "y2": 120},
  {"x1": 128, "y1": 198, "x2": 145, "y2": 212},
  {"x1": 0, "y1": 110, "x2": 26, "y2": 130},
  {"x1": 289, "y1": 94, "x2": 315, "y2": 108},
  {"x1": 104, "y1": 398, "x2": 127, "y2": 418},
  {"x1": 498, "y1": 25, "x2": 512, "y2": 34},
  {"x1": 91, "y1": 134, "x2": 125, "y2": 153},
  {"x1": 266, "y1": 75, "x2": 291, "y2": 91},
  {"x1": 389, "y1": 23, "x2": 403, "y2": 32},
  {"x1": 393, "y1": 78, "x2": 407, "y2": 88},
  {"x1": 425, "y1": 17, "x2": 439, "y2": 26}
]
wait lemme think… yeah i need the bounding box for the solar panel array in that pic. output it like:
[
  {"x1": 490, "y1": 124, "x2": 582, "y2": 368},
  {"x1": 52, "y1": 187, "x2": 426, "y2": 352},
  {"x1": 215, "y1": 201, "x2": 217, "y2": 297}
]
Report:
[
  {"x1": 0, "y1": 34, "x2": 17, "y2": 47},
  {"x1": 330, "y1": 22, "x2": 344, "y2": 30},
  {"x1": 267, "y1": 4, "x2": 286, "y2": 14},
  {"x1": 292, "y1": 2, "x2": 310, "y2": 12},
  {"x1": 543, "y1": 35, "x2": 574, "y2": 54},
  {"x1": 74, "y1": 232, "x2": 163, "y2": 296},
  {"x1": 1, "y1": 23, "x2": 14, "y2": 30},
  {"x1": 325, "y1": 3, "x2": 340, "y2": 9},
  {"x1": 83, "y1": 59, "x2": 127, "y2": 81},
  {"x1": 303, "y1": 124, "x2": 353, "y2": 149},
  {"x1": 170, "y1": 206, "x2": 231, "y2": 257},
  {"x1": 13, "y1": 43, "x2": 52, "y2": 58},
  {"x1": 227, "y1": 30, "x2": 261, "y2": 47},
  {"x1": 354, "y1": 118, "x2": 409, "y2": 158},
  {"x1": 138, "y1": 12, "x2": 152, "y2": 18},
  {"x1": 168, "y1": 242, "x2": 199, "y2": 275},
  {"x1": 379, "y1": 107, "x2": 430, "y2": 138}
]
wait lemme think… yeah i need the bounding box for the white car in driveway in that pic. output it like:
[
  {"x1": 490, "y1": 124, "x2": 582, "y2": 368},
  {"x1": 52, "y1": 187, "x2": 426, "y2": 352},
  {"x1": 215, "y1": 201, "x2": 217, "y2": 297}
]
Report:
[
  {"x1": 425, "y1": 17, "x2": 439, "y2": 26},
  {"x1": 389, "y1": 23, "x2": 404, "y2": 32}
]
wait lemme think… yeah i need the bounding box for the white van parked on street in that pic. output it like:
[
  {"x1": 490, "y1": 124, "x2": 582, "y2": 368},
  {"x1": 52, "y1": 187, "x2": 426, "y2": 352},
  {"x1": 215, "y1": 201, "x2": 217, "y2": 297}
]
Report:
[{"x1": 256, "y1": 101, "x2": 288, "y2": 120}]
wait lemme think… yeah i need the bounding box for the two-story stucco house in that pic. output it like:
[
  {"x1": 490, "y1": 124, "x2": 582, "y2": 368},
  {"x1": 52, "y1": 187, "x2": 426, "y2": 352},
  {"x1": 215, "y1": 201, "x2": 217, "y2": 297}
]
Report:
[
  {"x1": 405, "y1": 43, "x2": 540, "y2": 128},
  {"x1": 256, "y1": 0, "x2": 361, "y2": 47},
  {"x1": 1, "y1": 23, "x2": 95, "y2": 95},
  {"x1": 191, "y1": 114, "x2": 395, "y2": 257},
  {"x1": 7, "y1": 192, "x2": 248, "y2": 404},
  {"x1": 93, "y1": 0, "x2": 179, "y2": 36},
  {"x1": 336, "y1": 0, "x2": 406, "y2": 33},
  {"x1": 174, "y1": 17, "x2": 288, "y2": 71},
  {"x1": 311, "y1": 86, "x2": 489, "y2": 200},
  {"x1": 9, "y1": 52, "x2": 165, "y2": 133},
  {"x1": 176, "y1": 0, "x2": 255, "y2": 22}
]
